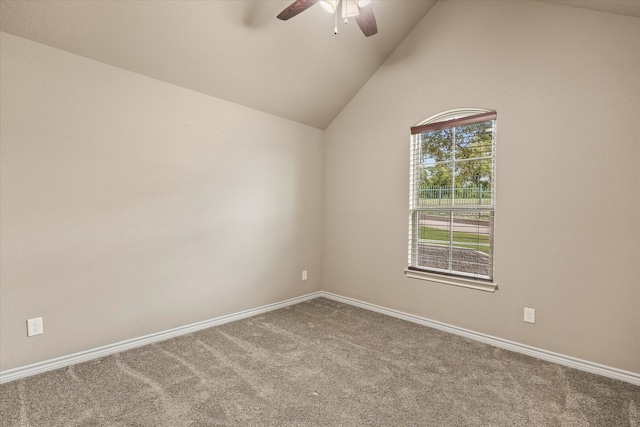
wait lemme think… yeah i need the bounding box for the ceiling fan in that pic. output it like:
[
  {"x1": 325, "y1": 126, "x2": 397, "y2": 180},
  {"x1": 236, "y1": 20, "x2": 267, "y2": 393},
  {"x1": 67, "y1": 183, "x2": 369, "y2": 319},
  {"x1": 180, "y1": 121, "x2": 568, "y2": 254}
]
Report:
[{"x1": 277, "y1": 0, "x2": 378, "y2": 37}]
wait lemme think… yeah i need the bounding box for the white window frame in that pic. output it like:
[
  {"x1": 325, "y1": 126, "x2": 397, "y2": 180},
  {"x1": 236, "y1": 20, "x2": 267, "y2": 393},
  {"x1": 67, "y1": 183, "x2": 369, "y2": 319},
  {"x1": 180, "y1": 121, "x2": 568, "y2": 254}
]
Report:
[{"x1": 405, "y1": 108, "x2": 497, "y2": 292}]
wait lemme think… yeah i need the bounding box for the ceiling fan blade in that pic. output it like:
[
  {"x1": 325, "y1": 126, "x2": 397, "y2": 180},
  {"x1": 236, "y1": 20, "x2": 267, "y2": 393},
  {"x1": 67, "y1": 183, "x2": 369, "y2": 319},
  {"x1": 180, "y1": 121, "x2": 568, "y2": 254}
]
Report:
[
  {"x1": 277, "y1": 0, "x2": 320, "y2": 20},
  {"x1": 355, "y1": 4, "x2": 378, "y2": 37}
]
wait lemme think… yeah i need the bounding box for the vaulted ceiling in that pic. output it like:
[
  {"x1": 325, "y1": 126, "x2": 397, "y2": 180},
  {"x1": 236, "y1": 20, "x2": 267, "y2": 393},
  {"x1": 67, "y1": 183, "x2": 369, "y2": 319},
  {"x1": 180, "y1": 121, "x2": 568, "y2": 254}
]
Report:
[{"x1": 1, "y1": 0, "x2": 638, "y2": 129}]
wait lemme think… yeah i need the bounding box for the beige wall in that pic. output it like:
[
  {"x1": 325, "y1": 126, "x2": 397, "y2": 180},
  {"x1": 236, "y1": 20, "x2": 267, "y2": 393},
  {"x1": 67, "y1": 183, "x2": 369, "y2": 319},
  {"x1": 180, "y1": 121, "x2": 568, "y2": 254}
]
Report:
[
  {"x1": 2, "y1": 0, "x2": 639, "y2": 376},
  {"x1": 0, "y1": 33, "x2": 323, "y2": 370},
  {"x1": 322, "y1": 0, "x2": 640, "y2": 372}
]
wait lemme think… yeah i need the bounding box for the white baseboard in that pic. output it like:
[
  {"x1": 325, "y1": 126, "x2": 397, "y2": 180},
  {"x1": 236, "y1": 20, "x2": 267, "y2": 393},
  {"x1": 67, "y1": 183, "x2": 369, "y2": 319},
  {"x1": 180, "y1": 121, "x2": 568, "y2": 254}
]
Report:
[
  {"x1": 319, "y1": 291, "x2": 640, "y2": 386},
  {"x1": 2, "y1": 290, "x2": 638, "y2": 386},
  {"x1": 0, "y1": 292, "x2": 322, "y2": 384}
]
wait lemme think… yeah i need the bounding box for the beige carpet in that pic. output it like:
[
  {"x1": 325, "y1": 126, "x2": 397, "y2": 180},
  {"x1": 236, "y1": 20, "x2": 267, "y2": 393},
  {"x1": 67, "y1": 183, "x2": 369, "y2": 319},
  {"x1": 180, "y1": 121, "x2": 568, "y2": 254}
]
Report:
[{"x1": 1, "y1": 297, "x2": 638, "y2": 426}]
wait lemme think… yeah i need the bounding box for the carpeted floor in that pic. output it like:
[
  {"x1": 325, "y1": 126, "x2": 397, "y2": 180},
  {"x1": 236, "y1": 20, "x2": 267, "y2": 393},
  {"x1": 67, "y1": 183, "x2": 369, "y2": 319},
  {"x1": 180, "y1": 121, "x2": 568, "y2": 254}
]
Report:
[{"x1": 1, "y1": 297, "x2": 638, "y2": 426}]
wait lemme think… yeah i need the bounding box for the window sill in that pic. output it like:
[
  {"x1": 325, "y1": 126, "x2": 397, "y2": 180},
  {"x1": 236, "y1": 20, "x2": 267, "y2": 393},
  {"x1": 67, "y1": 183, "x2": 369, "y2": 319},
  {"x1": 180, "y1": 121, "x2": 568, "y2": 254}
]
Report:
[{"x1": 404, "y1": 269, "x2": 497, "y2": 293}]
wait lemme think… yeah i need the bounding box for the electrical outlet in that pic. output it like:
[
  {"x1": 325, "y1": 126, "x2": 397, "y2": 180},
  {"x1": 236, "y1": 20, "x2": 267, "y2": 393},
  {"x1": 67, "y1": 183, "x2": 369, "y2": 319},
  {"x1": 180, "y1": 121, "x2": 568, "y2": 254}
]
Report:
[
  {"x1": 302, "y1": 270, "x2": 308, "y2": 281},
  {"x1": 524, "y1": 308, "x2": 536, "y2": 324},
  {"x1": 27, "y1": 317, "x2": 43, "y2": 337}
]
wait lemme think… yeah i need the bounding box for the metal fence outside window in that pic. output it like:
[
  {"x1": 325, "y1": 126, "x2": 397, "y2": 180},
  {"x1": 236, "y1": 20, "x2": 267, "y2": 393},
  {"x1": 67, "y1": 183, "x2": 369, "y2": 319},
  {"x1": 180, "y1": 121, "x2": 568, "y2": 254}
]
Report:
[{"x1": 418, "y1": 185, "x2": 492, "y2": 206}]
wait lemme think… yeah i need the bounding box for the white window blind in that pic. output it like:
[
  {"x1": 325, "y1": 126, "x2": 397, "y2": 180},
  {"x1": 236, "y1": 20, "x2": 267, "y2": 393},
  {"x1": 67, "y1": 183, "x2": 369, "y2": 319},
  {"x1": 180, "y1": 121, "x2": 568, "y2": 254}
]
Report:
[{"x1": 408, "y1": 110, "x2": 496, "y2": 283}]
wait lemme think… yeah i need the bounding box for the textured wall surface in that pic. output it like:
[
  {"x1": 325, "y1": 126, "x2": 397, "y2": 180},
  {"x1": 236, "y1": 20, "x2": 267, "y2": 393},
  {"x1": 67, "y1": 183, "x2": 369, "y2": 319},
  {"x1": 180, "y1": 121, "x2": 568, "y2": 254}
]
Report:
[
  {"x1": 322, "y1": 0, "x2": 640, "y2": 372},
  {"x1": 1, "y1": 0, "x2": 639, "y2": 376},
  {"x1": 0, "y1": 33, "x2": 323, "y2": 370}
]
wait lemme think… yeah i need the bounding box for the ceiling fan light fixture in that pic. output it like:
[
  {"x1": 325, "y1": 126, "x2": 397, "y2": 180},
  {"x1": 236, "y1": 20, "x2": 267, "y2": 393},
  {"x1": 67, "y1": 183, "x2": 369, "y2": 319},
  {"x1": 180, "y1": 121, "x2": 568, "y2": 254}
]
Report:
[
  {"x1": 342, "y1": 0, "x2": 360, "y2": 18},
  {"x1": 277, "y1": 0, "x2": 377, "y2": 37},
  {"x1": 320, "y1": 0, "x2": 337, "y2": 14}
]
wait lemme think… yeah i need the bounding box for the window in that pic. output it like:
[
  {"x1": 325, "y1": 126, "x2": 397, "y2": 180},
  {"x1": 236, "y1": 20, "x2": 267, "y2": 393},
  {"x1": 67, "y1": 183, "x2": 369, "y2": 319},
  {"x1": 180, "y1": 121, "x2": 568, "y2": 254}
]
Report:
[{"x1": 406, "y1": 109, "x2": 496, "y2": 291}]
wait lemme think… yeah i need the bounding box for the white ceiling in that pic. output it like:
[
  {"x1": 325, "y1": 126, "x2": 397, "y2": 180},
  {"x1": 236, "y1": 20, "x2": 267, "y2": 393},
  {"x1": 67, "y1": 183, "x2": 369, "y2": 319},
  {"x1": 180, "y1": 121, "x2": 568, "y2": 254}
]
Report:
[
  {"x1": 540, "y1": 0, "x2": 640, "y2": 18},
  {"x1": 0, "y1": 0, "x2": 438, "y2": 129},
  {"x1": 1, "y1": 0, "x2": 638, "y2": 129}
]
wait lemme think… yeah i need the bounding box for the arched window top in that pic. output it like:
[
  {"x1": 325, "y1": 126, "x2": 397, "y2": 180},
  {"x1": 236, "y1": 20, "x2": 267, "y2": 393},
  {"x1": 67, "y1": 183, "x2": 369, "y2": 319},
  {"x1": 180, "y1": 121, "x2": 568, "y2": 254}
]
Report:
[
  {"x1": 411, "y1": 108, "x2": 496, "y2": 135},
  {"x1": 413, "y1": 108, "x2": 495, "y2": 127}
]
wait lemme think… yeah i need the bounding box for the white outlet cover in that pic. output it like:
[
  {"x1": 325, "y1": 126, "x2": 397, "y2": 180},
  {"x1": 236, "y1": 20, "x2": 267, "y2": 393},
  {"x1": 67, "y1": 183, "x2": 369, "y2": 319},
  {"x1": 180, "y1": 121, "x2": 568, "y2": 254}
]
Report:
[
  {"x1": 27, "y1": 317, "x2": 43, "y2": 336},
  {"x1": 524, "y1": 308, "x2": 536, "y2": 324}
]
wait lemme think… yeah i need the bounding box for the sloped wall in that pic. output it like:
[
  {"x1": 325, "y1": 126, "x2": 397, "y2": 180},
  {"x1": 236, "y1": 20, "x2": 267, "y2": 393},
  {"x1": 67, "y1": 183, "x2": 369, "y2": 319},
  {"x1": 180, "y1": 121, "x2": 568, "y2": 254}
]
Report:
[
  {"x1": 0, "y1": 33, "x2": 323, "y2": 370},
  {"x1": 322, "y1": 0, "x2": 640, "y2": 372}
]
